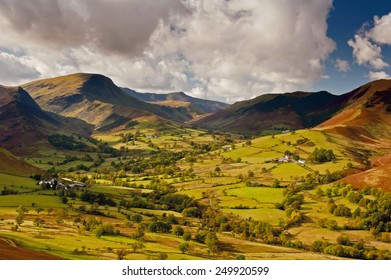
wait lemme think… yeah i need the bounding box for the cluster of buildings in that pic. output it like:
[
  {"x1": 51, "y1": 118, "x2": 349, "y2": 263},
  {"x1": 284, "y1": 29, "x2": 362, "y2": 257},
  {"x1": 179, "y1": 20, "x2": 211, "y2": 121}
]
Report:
[
  {"x1": 38, "y1": 178, "x2": 87, "y2": 190},
  {"x1": 278, "y1": 155, "x2": 306, "y2": 165}
]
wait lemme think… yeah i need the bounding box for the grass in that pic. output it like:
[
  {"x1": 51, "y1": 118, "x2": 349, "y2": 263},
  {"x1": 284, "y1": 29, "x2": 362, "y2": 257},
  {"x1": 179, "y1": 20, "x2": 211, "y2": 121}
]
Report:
[
  {"x1": 0, "y1": 194, "x2": 64, "y2": 208},
  {"x1": 226, "y1": 186, "x2": 284, "y2": 204},
  {"x1": 0, "y1": 173, "x2": 38, "y2": 190},
  {"x1": 222, "y1": 208, "x2": 285, "y2": 225},
  {"x1": 0, "y1": 125, "x2": 385, "y2": 260},
  {"x1": 271, "y1": 163, "x2": 311, "y2": 181}
]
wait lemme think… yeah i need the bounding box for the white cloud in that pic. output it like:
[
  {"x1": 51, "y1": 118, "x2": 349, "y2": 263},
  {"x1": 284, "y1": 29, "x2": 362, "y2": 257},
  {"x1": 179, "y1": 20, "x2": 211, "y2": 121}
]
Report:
[
  {"x1": 335, "y1": 59, "x2": 350, "y2": 72},
  {"x1": 0, "y1": 51, "x2": 40, "y2": 85},
  {"x1": 369, "y1": 13, "x2": 391, "y2": 45},
  {"x1": 132, "y1": 0, "x2": 336, "y2": 101},
  {"x1": 348, "y1": 35, "x2": 388, "y2": 70},
  {"x1": 348, "y1": 12, "x2": 391, "y2": 75},
  {"x1": 0, "y1": 0, "x2": 336, "y2": 102},
  {"x1": 368, "y1": 71, "x2": 390, "y2": 81}
]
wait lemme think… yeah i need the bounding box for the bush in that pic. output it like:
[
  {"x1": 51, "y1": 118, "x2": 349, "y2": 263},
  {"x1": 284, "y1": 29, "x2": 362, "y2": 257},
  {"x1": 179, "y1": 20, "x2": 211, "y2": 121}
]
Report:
[
  {"x1": 309, "y1": 148, "x2": 336, "y2": 164},
  {"x1": 182, "y1": 207, "x2": 202, "y2": 218}
]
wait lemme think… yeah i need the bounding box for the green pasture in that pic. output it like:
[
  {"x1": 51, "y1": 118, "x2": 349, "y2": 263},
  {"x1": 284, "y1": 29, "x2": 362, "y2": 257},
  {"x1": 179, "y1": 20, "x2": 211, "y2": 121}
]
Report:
[
  {"x1": 271, "y1": 163, "x2": 311, "y2": 181},
  {"x1": 0, "y1": 173, "x2": 38, "y2": 190},
  {"x1": 223, "y1": 208, "x2": 285, "y2": 225},
  {"x1": 226, "y1": 186, "x2": 284, "y2": 204},
  {"x1": 0, "y1": 194, "x2": 64, "y2": 208}
]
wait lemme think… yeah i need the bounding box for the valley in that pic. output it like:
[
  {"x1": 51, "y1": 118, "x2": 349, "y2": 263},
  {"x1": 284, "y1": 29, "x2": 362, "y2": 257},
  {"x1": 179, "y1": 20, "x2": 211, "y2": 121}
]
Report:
[{"x1": 1, "y1": 75, "x2": 391, "y2": 260}]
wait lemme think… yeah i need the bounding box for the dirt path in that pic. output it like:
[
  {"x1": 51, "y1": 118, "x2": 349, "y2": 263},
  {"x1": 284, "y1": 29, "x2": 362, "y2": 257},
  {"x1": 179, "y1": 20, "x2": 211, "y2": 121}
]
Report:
[{"x1": 0, "y1": 236, "x2": 64, "y2": 260}]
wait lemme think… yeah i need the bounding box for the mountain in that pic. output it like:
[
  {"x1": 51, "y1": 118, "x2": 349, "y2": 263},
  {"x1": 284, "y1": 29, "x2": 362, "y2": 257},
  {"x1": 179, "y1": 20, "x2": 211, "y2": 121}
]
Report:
[
  {"x1": 195, "y1": 79, "x2": 391, "y2": 137},
  {"x1": 0, "y1": 86, "x2": 60, "y2": 154},
  {"x1": 122, "y1": 88, "x2": 228, "y2": 118},
  {"x1": 22, "y1": 73, "x2": 183, "y2": 131},
  {"x1": 195, "y1": 90, "x2": 347, "y2": 132},
  {"x1": 0, "y1": 146, "x2": 43, "y2": 176},
  {"x1": 0, "y1": 85, "x2": 94, "y2": 154},
  {"x1": 316, "y1": 79, "x2": 391, "y2": 143}
]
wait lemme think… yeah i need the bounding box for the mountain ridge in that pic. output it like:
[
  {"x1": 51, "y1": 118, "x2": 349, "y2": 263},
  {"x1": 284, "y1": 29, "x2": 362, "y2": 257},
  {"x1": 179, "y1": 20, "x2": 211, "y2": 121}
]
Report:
[
  {"x1": 121, "y1": 88, "x2": 228, "y2": 116},
  {"x1": 22, "y1": 73, "x2": 181, "y2": 131}
]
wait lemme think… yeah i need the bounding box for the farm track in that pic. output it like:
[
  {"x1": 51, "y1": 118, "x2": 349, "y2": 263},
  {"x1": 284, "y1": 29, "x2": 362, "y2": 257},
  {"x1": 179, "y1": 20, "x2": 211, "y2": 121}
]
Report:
[{"x1": 0, "y1": 235, "x2": 64, "y2": 260}]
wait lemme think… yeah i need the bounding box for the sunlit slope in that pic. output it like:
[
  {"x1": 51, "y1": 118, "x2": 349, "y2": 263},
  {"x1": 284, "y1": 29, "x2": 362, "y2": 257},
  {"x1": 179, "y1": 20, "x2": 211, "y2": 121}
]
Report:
[
  {"x1": 317, "y1": 79, "x2": 391, "y2": 144},
  {"x1": 22, "y1": 73, "x2": 177, "y2": 131}
]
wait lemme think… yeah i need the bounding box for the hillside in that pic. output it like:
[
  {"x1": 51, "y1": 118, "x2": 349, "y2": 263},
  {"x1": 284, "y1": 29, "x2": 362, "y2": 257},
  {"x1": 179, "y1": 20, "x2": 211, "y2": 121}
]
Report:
[
  {"x1": 195, "y1": 91, "x2": 346, "y2": 132},
  {"x1": 340, "y1": 152, "x2": 391, "y2": 192},
  {"x1": 122, "y1": 88, "x2": 228, "y2": 117},
  {"x1": 0, "y1": 86, "x2": 59, "y2": 154},
  {"x1": 317, "y1": 79, "x2": 391, "y2": 144},
  {"x1": 22, "y1": 73, "x2": 182, "y2": 131},
  {"x1": 0, "y1": 147, "x2": 43, "y2": 176}
]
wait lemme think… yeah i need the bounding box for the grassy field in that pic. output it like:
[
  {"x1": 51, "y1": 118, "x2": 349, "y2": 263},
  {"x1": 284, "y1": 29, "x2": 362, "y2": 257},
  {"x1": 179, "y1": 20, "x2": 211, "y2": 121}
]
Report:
[
  {"x1": 226, "y1": 187, "x2": 284, "y2": 204},
  {"x1": 1, "y1": 125, "x2": 389, "y2": 260},
  {"x1": 0, "y1": 194, "x2": 64, "y2": 208},
  {"x1": 0, "y1": 173, "x2": 38, "y2": 190}
]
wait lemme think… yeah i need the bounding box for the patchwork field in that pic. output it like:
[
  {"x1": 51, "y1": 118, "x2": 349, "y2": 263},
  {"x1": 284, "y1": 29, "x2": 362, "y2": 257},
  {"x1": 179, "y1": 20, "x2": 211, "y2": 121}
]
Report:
[{"x1": 1, "y1": 127, "x2": 390, "y2": 260}]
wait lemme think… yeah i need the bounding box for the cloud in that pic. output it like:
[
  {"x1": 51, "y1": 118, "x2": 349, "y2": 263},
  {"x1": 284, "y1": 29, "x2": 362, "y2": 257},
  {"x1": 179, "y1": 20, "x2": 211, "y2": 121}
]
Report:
[
  {"x1": 348, "y1": 35, "x2": 388, "y2": 69},
  {"x1": 0, "y1": 50, "x2": 40, "y2": 85},
  {"x1": 335, "y1": 59, "x2": 350, "y2": 72},
  {"x1": 0, "y1": 0, "x2": 336, "y2": 101},
  {"x1": 0, "y1": 0, "x2": 185, "y2": 56},
  {"x1": 369, "y1": 13, "x2": 391, "y2": 45},
  {"x1": 348, "y1": 12, "x2": 391, "y2": 74},
  {"x1": 132, "y1": 0, "x2": 336, "y2": 101},
  {"x1": 368, "y1": 71, "x2": 390, "y2": 81}
]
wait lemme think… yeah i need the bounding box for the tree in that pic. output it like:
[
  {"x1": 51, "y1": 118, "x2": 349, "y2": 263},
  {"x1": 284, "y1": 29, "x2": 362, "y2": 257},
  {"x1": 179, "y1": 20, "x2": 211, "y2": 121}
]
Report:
[
  {"x1": 337, "y1": 235, "x2": 351, "y2": 246},
  {"x1": 34, "y1": 218, "x2": 44, "y2": 227},
  {"x1": 15, "y1": 206, "x2": 28, "y2": 226},
  {"x1": 179, "y1": 242, "x2": 189, "y2": 254},
  {"x1": 116, "y1": 249, "x2": 129, "y2": 260},
  {"x1": 326, "y1": 219, "x2": 338, "y2": 231},
  {"x1": 16, "y1": 205, "x2": 29, "y2": 215},
  {"x1": 158, "y1": 252, "x2": 168, "y2": 260},
  {"x1": 35, "y1": 207, "x2": 44, "y2": 215},
  {"x1": 182, "y1": 207, "x2": 202, "y2": 218},
  {"x1": 272, "y1": 179, "x2": 281, "y2": 188},
  {"x1": 148, "y1": 221, "x2": 172, "y2": 233},
  {"x1": 61, "y1": 196, "x2": 68, "y2": 204},
  {"x1": 183, "y1": 232, "x2": 192, "y2": 241},
  {"x1": 205, "y1": 231, "x2": 220, "y2": 254},
  {"x1": 15, "y1": 214, "x2": 25, "y2": 226},
  {"x1": 131, "y1": 243, "x2": 140, "y2": 253},
  {"x1": 131, "y1": 214, "x2": 143, "y2": 223},
  {"x1": 132, "y1": 227, "x2": 145, "y2": 240},
  {"x1": 309, "y1": 148, "x2": 336, "y2": 164},
  {"x1": 173, "y1": 226, "x2": 185, "y2": 237}
]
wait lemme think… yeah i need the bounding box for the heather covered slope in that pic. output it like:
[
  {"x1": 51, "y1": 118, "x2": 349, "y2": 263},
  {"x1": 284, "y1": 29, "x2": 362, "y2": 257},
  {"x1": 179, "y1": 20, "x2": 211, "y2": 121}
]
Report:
[
  {"x1": 340, "y1": 152, "x2": 391, "y2": 192},
  {"x1": 317, "y1": 79, "x2": 391, "y2": 143}
]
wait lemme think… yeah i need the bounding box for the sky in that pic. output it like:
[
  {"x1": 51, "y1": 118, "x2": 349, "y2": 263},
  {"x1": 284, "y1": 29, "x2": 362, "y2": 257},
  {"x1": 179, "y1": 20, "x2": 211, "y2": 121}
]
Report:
[{"x1": 0, "y1": 0, "x2": 390, "y2": 103}]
